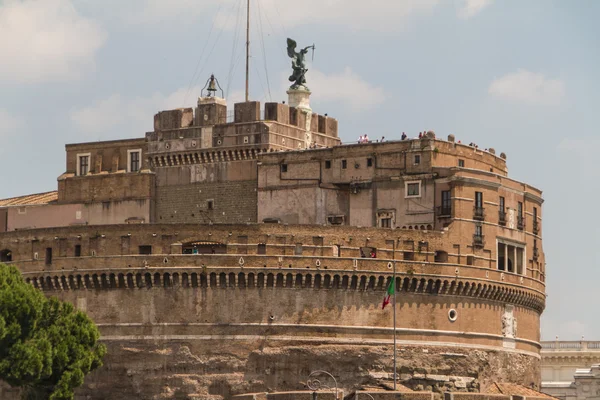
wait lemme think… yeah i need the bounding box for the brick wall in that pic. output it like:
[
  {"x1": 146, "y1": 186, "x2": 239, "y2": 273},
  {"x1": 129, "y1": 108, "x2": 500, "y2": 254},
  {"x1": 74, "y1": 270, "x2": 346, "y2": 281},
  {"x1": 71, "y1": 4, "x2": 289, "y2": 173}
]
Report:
[{"x1": 155, "y1": 180, "x2": 257, "y2": 223}]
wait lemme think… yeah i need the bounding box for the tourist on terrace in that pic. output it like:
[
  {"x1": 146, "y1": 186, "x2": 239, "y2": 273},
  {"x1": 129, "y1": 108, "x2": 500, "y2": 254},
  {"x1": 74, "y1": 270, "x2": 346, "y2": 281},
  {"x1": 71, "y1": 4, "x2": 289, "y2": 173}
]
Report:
[{"x1": 401, "y1": 132, "x2": 407, "y2": 140}]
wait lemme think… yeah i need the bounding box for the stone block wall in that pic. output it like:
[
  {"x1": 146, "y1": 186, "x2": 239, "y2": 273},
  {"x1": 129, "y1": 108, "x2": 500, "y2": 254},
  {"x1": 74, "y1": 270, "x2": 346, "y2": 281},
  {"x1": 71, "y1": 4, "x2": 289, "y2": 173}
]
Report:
[{"x1": 155, "y1": 180, "x2": 257, "y2": 223}]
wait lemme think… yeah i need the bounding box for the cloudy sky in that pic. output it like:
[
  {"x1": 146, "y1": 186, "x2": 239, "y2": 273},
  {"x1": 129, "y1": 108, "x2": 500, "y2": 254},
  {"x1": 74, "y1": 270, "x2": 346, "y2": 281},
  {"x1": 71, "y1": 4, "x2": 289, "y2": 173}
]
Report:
[{"x1": 0, "y1": 0, "x2": 598, "y2": 340}]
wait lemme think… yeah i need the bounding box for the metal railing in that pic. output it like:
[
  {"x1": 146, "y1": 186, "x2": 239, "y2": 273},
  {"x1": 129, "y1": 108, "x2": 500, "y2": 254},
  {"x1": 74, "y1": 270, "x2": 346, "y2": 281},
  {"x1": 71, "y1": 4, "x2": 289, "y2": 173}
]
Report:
[
  {"x1": 517, "y1": 215, "x2": 525, "y2": 230},
  {"x1": 473, "y1": 234, "x2": 485, "y2": 247},
  {"x1": 437, "y1": 206, "x2": 452, "y2": 217},
  {"x1": 498, "y1": 211, "x2": 506, "y2": 226},
  {"x1": 541, "y1": 341, "x2": 600, "y2": 351},
  {"x1": 473, "y1": 206, "x2": 485, "y2": 221}
]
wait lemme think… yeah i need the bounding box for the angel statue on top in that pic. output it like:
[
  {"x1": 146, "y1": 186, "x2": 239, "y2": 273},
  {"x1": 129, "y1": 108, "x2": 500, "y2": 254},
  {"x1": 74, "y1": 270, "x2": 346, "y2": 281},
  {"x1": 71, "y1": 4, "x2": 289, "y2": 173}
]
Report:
[{"x1": 287, "y1": 38, "x2": 315, "y2": 90}]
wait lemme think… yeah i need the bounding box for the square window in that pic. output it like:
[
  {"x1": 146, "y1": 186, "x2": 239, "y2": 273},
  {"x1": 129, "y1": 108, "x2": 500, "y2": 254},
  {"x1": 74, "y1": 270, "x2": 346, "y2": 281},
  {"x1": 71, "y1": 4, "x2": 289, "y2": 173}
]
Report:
[
  {"x1": 458, "y1": 159, "x2": 465, "y2": 167},
  {"x1": 342, "y1": 160, "x2": 347, "y2": 169},
  {"x1": 325, "y1": 160, "x2": 331, "y2": 169},
  {"x1": 380, "y1": 218, "x2": 392, "y2": 228},
  {"x1": 367, "y1": 158, "x2": 373, "y2": 167},
  {"x1": 405, "y1": 181, "x2": 421, "y2": 198},
  {"x1": 414, "y1": 154, "x2": 421, "y2": 165},
  {"x1": 281, "y1": 164, "x2": 288, "y2": 173}
]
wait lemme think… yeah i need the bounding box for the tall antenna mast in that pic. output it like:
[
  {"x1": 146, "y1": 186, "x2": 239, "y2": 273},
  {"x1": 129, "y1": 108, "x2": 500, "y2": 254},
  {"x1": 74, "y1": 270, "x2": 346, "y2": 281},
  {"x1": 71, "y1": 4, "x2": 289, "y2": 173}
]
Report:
[{"x1": 245, "y1": 0, "x2": 250, "y2": 102}]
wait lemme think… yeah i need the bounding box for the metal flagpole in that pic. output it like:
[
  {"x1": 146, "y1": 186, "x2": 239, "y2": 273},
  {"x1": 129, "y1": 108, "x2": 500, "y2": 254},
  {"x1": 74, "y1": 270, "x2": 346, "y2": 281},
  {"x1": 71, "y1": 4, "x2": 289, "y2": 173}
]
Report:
[
  {"x1": 245, "y1": 0, "x2": 250, "y2": 102},
  {"x1": 393, "y1": 243, "x2": 397, "y2": 391}
]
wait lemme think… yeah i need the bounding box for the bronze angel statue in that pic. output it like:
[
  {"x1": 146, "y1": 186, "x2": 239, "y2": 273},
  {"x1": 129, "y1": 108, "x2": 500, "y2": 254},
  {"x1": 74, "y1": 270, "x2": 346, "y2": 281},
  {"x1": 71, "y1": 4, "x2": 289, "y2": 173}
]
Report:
[{"x1": 287, "y1": 38, "x2": 315, "y2": 90}]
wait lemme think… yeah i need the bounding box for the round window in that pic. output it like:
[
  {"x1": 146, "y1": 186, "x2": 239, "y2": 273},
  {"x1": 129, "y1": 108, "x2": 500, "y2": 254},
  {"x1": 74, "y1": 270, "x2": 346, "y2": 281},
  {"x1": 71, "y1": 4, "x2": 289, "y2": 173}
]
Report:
[{"x1": 448, "y1": 309, "x2": 458, "y2": 322}]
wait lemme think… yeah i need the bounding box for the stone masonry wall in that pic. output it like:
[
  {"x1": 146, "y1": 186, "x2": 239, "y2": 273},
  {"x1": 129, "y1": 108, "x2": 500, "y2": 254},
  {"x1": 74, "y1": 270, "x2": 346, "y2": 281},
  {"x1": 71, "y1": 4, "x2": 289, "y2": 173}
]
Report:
[{"x1": 155, "y1": 180, "x2": 257, "y2": 223}]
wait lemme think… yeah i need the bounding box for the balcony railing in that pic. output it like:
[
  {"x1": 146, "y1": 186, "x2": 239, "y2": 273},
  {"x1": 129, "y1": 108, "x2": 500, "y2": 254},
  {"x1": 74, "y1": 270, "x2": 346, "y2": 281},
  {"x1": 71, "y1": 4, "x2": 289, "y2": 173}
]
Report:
[
  {"x1": 498, "y1": 210, "x2": 506, "y2": 226},
  {"x1": 541, "y1": 341, "x2": 600, "y2": 351},
  {"x1": 517, "y1": 215, "x2": 525, "y2": 231},
  {"x1": 533, "y1": 220, "x2": 539, "y2": 235},
  {"x1": 473, "y1": 234, "x2": 485, "y2": 247},
  {"x1": 473, "y1": 206, "x2": 485, "y2": 221},
  {"x1": 437, "y1": 206, "x2": 452, "y2": 218}
]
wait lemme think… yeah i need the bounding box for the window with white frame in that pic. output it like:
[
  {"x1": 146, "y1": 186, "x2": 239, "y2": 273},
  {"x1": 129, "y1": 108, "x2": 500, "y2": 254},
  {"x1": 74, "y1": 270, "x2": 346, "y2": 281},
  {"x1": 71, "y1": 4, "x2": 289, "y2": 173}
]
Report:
[
  {"x1": 497, "y1": 239, "x2": 525, "y2": 275},
  {"x1": 405, "y1": 180, "x2": 421, "y2": 198},
  {"x1": 76, "y1": 153, "x2": 91, "y2": 176},
  {"x1": 127, "y1": 149, "x2": 142, "y2": 173}
]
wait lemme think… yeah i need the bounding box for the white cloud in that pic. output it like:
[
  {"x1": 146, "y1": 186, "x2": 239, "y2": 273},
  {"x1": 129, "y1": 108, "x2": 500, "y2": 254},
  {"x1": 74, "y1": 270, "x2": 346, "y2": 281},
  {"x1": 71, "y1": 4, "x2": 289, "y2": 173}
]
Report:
[
  {"x1": 308, "y1": 68, "x2": 386, "y2": 111},
  {"x1": 70, "y1": 86, "x2": 204, "y2": 138},
  {"x1": 488, "y1": 69, "x2": 565, "y2": 106},
  {"x1": 457, "y1": 0, "x2": 493, "y2": 19},
  {"x1": 0, "y1": 0, "x2": 107, "y2": 84},
  {"x1": 72, "y1": 66, "x2": 383, "y2": 137}
]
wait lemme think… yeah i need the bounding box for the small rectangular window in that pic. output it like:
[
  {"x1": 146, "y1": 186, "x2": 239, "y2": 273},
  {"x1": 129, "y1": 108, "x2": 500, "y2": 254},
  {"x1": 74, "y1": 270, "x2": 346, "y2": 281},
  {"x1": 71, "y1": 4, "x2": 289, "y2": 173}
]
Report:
[
  {"x1": 74, "y1": 245, "x2": 81, "y2": 257},
  {"x1": 367, "y1": 158, "x2": 373, "y2": 167},
  {"x1": 441, "y1": 190, "x2": 451, "y2": 215},
  {"x1": 294, "y1": 243, "x2": 303, "y2": 255},
  {"x1": 257, "y1": 243, "x2": 267, "y2": 255},
  {"x1": 139, "y1": 245, "x2": 152, "y2": 255},
  {"x1": 406, "y1": 182, "x2": 420, "y2": 197},
  {"x1": 518, "y1": 201, "x2": 523, "y2": 217},
  {"x1": 280, "y1": 164, "x2": 287, "y2": 173},
  {"x1": 325, "y1": 160, "x2": 331, "y2": 169},
  {"x1": 341, "y1": 160, "x2": 347, "y2": 169},
  {"x1": 403, "y1": 251, "x2": 414, "y2": 261},
  {"x1": 414, "y1": 154, "x2": 421, "y2": 165},
  {"x1": 466, "y1": 255, "x2": 474, "y2": 266},
  {"x1": 475, "y1": 224, "x2": 482, "y2": 236},
  {"x1": 207, "y1": 200, "x2": 214, "y2": 210},
  {"x1": 499, "y1": 196, "x2": 505, "y2": 212},
  {"x1": 458, "y1": 159, "x2": 465, "y2": 167}
]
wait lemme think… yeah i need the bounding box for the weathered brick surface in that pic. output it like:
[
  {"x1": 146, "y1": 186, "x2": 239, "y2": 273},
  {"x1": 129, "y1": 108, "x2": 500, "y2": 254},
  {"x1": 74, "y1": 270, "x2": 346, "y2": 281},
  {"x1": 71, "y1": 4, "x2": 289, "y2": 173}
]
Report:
[{"x1": 155, "y1": 180, "x2": 257, "y2": 223}]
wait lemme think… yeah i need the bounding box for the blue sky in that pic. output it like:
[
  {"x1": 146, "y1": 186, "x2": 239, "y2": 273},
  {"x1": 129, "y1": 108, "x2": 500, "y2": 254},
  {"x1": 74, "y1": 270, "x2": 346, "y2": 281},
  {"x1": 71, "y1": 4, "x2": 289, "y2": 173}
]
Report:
[{"x1": 0, "y1": 0, "x2": 598, "y2": 340}]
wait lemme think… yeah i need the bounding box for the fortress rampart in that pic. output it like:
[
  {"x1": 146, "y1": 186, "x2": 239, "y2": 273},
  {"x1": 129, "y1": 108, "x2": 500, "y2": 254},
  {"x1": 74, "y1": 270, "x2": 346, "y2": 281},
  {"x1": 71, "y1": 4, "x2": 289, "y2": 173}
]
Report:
[{"x1": 0, "y1": 96, "x2": 545, "y2": 399}]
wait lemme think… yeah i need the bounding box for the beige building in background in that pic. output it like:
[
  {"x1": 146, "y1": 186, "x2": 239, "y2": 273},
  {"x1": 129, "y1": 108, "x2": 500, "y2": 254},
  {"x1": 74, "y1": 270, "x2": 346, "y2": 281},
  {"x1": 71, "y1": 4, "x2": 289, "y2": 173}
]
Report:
[{"x1": 541, "y1": 340, "x2": 600, "y2": 400}]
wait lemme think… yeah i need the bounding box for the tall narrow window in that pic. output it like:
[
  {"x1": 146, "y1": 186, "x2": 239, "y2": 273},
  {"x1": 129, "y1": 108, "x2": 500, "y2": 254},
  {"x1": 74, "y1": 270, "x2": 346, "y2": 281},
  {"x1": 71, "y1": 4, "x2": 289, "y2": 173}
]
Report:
[
  {"x1": 474, "y1": 192, "x2": 484, "y2": 220},
  {"x1": 45, "y1": 247, "x2": 52, "y2": 265},
  {"x1": 74, "y1": 245, "x2": 81, "y2": 257},
  {"x1": 533, "y1": 206, "x2": 539, "y2": 234},
  {"x1": 78, "y1": 154, "x2": 90, "y2": 176},
  {"x1": 441, "y1": 190, "x2": 451, "y2": 216},
  {"x1": 458, "y1": 159, "x2": 465, "y2": 167},
  {"x1": 517, "y1": 201, "x2": 524, "y2": 230},
  {"x1": 341, "y1": 160, "x2": 347, "y2": 169},
  {"x1": 499, "y1": 196, "x2": 506, "y2": 225},
  {"x1": 130, "y1": 151, "x2": 140, "y2": 172},
  {"x1": 414, "y1": 154, "x2": 421, "y2": 165},
  {"x1": 475, "y1": 192, "x2": 483, "y2": 208}
]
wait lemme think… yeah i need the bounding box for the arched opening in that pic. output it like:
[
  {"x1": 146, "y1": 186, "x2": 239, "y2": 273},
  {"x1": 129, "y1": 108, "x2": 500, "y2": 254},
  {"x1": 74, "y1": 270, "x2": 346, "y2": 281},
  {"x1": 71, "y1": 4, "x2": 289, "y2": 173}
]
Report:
[
  {"x1": 183, "y1": 241, "x2": 227, "y2": 254},
  {"x1": 0, "y1": 249, "x2": 12, "y2": 262}
]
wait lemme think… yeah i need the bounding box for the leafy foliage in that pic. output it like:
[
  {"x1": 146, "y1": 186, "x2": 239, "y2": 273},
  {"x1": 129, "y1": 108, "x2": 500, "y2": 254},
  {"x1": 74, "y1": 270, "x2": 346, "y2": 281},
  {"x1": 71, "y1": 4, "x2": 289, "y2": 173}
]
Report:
[{"x1": 0, "y1": 264, "x2": 106, "y2": 400}]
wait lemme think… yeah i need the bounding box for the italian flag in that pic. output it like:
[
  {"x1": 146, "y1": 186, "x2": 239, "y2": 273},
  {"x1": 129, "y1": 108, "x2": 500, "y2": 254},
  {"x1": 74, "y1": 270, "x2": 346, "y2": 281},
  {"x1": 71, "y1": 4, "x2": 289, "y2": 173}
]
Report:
[{"x1": 382, "y1": 277, "x2": 395, "y2": 309}]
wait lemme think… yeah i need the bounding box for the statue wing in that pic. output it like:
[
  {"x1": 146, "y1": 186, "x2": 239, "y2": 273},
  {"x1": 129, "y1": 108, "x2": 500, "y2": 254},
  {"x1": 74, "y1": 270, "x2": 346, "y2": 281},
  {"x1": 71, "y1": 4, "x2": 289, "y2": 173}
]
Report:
[{"x1": 287, "y1": 38, "x2": 297, "y2": 59}]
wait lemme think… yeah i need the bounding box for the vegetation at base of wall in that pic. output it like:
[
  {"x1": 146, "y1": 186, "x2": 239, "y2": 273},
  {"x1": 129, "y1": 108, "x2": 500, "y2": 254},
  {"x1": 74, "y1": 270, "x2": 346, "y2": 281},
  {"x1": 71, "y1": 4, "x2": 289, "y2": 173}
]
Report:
[{"x1": 0, "y1": 264, "x2": 106, "y2": 400}]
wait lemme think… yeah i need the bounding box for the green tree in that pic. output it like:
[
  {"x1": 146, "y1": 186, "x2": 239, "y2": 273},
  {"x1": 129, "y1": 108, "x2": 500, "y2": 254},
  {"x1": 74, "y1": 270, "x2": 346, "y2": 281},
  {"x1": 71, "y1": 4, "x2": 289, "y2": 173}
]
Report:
[{"x1": 0, "y1": 264, "x2": 106, "y2": 400}]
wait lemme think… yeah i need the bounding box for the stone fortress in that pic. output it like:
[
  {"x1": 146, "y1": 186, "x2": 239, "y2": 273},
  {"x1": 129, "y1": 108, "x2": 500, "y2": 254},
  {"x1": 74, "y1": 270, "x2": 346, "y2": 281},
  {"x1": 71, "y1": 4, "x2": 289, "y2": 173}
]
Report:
[{"x1": 0, "y1": 80, "x2": 547, "y2": 399}]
